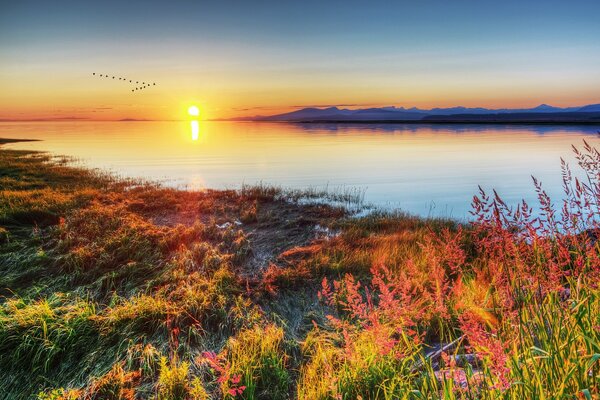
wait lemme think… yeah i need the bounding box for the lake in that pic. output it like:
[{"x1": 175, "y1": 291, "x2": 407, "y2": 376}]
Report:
[{"x1": 1, "y1": 121, "x2": 598, "y2": 220}]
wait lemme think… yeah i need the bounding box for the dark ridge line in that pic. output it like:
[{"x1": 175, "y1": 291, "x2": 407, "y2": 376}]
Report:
[{"x1": 229, "y1": 119, "x2": 600, "y2": 126}]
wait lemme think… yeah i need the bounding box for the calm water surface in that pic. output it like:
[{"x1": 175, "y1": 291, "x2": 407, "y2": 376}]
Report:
[{"x1": 1, "y1": 121, "x2": 598, "y2": 219}]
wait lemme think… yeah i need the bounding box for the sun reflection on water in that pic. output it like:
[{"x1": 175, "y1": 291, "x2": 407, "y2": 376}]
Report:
[
  {"x1": 191, "y1": 120, "x2": 199, "y2": 141},
  {"x1": 188, "y1": 105, "x2": 202, "y2": 141}
]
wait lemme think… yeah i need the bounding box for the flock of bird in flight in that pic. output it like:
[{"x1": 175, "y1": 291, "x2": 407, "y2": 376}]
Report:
[{"x1": 92, "y1": 73, "x2": 156, "y2": 93}]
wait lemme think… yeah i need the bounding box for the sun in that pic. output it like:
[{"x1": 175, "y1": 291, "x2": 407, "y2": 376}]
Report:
[{"x1": 188, "y1": 105, "x2": 200, "y2": 117}]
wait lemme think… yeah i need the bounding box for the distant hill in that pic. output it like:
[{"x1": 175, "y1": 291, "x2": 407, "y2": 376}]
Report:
[
  {"x1": 577, "y1": 104, "x2": 600, "y2": 113},
  {"x1": 261, "y1": 107, "x2": 354, "y2": 121},
  {"x1": 238, "y1": 104, "x2": 600, "y2": 123}
]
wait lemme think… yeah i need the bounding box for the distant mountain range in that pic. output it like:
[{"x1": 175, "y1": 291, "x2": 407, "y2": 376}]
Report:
[{"x1": 233, "y1": 104, "x2": 600, "y2": 124}]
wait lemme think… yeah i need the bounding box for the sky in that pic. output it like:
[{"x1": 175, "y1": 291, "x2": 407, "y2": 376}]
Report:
[{"x1": 1, "y1": 0, "x2": 600, "y2": 121}]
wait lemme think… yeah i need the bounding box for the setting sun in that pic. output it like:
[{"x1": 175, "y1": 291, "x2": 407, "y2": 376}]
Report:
[{"x1": 188, "y1": 105, "x2": 200, "y2": 117}]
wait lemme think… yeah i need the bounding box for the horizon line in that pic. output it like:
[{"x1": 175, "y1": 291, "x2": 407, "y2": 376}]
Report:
[{"x1": 2, "y1": 100, "x2": 600, "y2": 123}]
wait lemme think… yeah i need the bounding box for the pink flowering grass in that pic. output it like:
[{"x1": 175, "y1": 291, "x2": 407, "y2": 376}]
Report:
[{"x1": 302, "y1": 141, "x2": 600, "y2": 398}]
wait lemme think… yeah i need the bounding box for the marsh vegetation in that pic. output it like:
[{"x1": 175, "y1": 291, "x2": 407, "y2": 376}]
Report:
[{"x1": 0, "y1": 139, "x2": 598, "y2": 399}]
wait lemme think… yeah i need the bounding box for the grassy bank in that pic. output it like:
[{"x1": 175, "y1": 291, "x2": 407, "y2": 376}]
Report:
[{"x1": 0, "y1": 139, "x2": 598, "y2": 399}]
